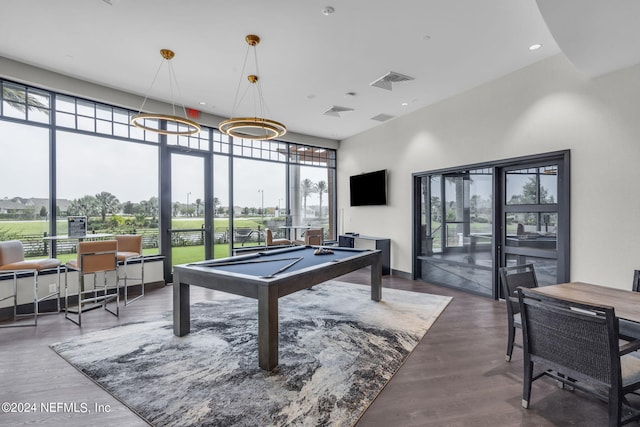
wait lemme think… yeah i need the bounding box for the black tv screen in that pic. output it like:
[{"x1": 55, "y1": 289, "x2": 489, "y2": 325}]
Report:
[{"x1": 350, "y1": 169, "x2": 387, "y2": 206}]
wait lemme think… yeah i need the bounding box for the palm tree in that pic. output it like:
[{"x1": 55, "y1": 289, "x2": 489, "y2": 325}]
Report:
[
  {"x1": 300, "y1": 178, "x2": 315, "y2": 219},
  {"x1": 213, "y1": 197, "x2": 220, "y2": 217},
  {"x1": 68, "y1": 195, "x2": 98, "y2": 217},
  {"x1": 316, "y1": 180, "x2": 327, "y2": 218},
  {"x1": 147, "y1": 196, "x2": 159, "y2": 221},
  {"x1": 195, "y1": 198, "x2": 202, "y2": 216},
  {"x1": 95, "y1": 191, "x2": 120, "y2": 222},
  {"x1": 2, "y1": 85, "x2": 49, "y2": 114}
]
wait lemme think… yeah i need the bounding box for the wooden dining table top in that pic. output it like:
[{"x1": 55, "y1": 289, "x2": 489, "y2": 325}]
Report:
[{"x1": 530, "y1": 282, "x2": 640, "y2": 324}]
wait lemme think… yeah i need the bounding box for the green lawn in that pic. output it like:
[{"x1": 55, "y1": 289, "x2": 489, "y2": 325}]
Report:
[{"x1": 0, "y1": 217, "x2": 265, "y2": 236}]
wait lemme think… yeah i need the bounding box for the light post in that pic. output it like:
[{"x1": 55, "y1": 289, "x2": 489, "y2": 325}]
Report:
[
  {"x1": 258, "y1": 189, "x2": 264, "y2": 220},
  {"x1": 186, "y1": 192, "x2": 191, "y2": 216}
]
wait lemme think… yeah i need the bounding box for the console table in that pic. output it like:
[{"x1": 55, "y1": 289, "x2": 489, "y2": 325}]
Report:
[{"x1": 338, "y1": 234, "x2": 390, "y2": 275}]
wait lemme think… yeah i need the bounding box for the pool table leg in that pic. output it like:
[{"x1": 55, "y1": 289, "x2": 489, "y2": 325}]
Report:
[
  {"x1": 258, "y1": 285, "x2": 279, "y2": 370},
  {"x1": 173, "y1": 272, "x2": 190, "y2": 337},
  {"x1": 371, "y1": 252, "x2": 382, "y2": 302}
]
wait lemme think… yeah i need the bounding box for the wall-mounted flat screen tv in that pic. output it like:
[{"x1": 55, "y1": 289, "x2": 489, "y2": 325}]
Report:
[{"x1": 350, "y1": 169, "x2": 387, "y2": 206}]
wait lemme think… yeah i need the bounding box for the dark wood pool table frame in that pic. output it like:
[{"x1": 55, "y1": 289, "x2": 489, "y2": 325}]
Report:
[{"x1": 173, "y1": 245, "x2": 382, "y2": 370}]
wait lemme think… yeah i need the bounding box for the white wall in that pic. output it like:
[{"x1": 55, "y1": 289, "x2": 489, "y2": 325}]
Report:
[{"x1": 338, "y1": 54, "x2": 640, "y2": 289}]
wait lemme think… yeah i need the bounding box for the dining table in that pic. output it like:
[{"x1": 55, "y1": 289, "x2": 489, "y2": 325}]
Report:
[{"x1": 529, "y1": 281, "x2": 640, "y2": 323}]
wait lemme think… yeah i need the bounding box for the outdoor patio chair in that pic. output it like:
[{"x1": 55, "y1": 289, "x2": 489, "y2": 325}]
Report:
[
  {"x1": 234, "y1": 227, "x2": 257, "y2": 246},
  {"x1": 115, "y1": 235, "x2": 144, "y2": 306},
  {"x1": 618, "y1": 269, "x2": 640, "y2": 341},
  {"x1": 0, "y1": 240, "x2": 61, "y2": 327},
  {"x1": 64, "y1": 240, "x2": 119, "y2": 327},
  {"x1": 498, "y1": 263, "x2": 538, "y2": 361},
  {"x1": 265, "y1": 228, "x2": 291, "y2": 247},
  {"x1": 518, "y1": 288, "x2": 640, "y2": 427},
  {"x1": 294, "y1": 228, "x2": 324, "y2": 246}
]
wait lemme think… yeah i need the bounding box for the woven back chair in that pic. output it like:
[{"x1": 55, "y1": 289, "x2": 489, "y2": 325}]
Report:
[
  {"x1": 618, "y1": 269, "x2": 640, "y2": 341},
  {"x1": 518, "y1": 288, "x2": 640, "y2": 427},
  {"x1": 498, "y1": 263, "x2": 538, "y2": 361}
]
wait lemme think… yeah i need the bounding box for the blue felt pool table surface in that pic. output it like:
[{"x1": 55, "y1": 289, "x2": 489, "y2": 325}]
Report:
[{"x1": 190, "y1": 245, "x2": 367, "y2": 278}]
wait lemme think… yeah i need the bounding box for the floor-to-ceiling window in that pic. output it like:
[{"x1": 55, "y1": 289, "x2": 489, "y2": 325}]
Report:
[
  {"x1": 0, "y1": 121, "x2": 50, "y2": 256},
  {"x1": 414, "y1": 151, "x2": 569, "y2": 299},
  {"x1": 0, "y1": 78, "x2": 337, "y2": 274}
]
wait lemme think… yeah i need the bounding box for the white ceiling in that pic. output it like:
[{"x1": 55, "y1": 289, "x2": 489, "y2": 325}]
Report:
[{"x1": 0, "y1": 1, "x2": 636, "y2": 141}]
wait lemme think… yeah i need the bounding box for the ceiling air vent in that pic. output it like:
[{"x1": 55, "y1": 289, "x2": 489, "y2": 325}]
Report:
[
  {"x1": 370, "y1": 113, "x2": 395, "y2": 122},
  {"x1": 369, "y1": 71, "x2": 414, "y2": 91},
  {"x1": 323, "y1": 106, "x2": 354, "y2": 117}
]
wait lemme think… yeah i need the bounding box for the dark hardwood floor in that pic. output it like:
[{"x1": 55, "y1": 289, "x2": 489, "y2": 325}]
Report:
[{"x1": 0, "y1": 272, "x2": 614, "y2": 426}]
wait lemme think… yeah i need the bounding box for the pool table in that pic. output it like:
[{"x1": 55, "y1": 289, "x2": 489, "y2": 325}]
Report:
[{"x1": 173, "y1": 245, "x2": 382, "y2": 370}]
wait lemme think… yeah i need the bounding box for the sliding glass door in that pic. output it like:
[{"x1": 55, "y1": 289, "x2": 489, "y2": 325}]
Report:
[
  {"x1": 499, "y1": 161, "x2": 568, "y2": 286},
  {"x1": 414, "y1": 151, "x2": 570, "y2": 299}
]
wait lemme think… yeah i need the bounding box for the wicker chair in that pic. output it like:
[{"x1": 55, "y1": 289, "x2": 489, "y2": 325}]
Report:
[
  {"x1": 498, "y1": 263, "x2": 539, "y2": 361},
  {"x1": 518, "y1": 288, "x2": 640, "y2": 427},
  {"x1": 618, "y1": 269, "x2": 640, "y2": 341}
]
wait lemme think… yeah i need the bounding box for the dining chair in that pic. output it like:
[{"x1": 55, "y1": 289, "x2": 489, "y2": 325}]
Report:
[
  {"x1": 64, "y1": 240, "x2": 119, "y2": 326},
  {"x1": 498, "y1": 263, "x2": 538, "y2": 361},
  {"x1": 0, "y1": 240, "x2": 61, "y2": 327},
  {"x1": 518, "y1": 287, "x2": 640, "y2": 427},
  {"x1": 115, "y1": 235, "x2": 144, "y2": 306},
  {"x1": 618, "y1": 269, "x2": 640, "y2": 341},
  {"x1": 265, "y1": 228, "x2": 291, "y2": 247}
]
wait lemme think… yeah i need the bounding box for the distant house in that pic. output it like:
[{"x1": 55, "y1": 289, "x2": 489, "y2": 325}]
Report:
[
  {"x1": 0, "y1": 199, "x2": 26, "y2": 215},
  {"x1": 0, "y1": 197, "x2": 72, "y2": 217}
]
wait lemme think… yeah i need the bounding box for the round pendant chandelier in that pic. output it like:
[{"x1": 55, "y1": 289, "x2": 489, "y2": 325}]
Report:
[
  {"x1": 219, "y1": 35, "x2": 286, "y2": 141},
  {"x1": 131, "y1": 49, "x2": 201, "y2": 136}
]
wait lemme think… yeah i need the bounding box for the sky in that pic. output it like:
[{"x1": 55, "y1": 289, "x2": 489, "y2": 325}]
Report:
[{"x1": 1, "y1": 119, "x2": 329, "y2": 209}]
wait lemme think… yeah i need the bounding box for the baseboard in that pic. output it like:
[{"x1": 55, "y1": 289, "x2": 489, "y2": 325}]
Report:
[{"x1": 390, "y1": 269, "x2": 411, "y2": 280}]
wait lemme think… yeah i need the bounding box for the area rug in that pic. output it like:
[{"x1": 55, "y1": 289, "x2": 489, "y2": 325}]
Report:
[{"x1": 50, "y1": 281, "x2": 452, "y2": 427}]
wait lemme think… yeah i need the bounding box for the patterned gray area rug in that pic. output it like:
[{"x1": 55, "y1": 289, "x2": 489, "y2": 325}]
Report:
[{"x1": 51, "y1": 281, "x2": 451, "y2": 427}]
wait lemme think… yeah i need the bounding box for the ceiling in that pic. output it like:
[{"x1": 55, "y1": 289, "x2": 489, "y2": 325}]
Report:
[{"x1": 0, "y1": 1, "x2": 637, "y2": 141}]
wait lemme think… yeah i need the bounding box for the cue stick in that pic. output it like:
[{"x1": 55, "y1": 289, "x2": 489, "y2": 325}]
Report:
[
  {"x1": 188, "y1": 257, "x2": 302, "y2": 268},
  {"x1": 261, "y1": 257, "x2": 304, "y2": 278}
]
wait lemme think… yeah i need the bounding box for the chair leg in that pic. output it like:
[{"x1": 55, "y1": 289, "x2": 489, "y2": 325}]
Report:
[
  {"x1": 522, "y1": 360, "x2": 533, "y2": 409},
  {"x1": 0, "y1": 271, "x2": 35, "y2": 328},
  {"x1": 608, "y1": 388, "x2": 622, "y2": 427},
  {"x1": 102, "y1": 270, "x2": 119, "y2": 317},
  {"x1": 506, "y1": 325, "x2": 516, "y2": 362},
  {"x1": 65, "y1": 269, "x2": 83, "y2": 327},
  {"x1": 0, "y1": 270, "x2": 40, "y2": 328},
  {"x1": 123, "y1": 257, "x2": 144, "y2": 306}
]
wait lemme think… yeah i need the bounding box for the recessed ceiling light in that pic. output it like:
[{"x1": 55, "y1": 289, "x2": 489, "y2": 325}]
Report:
[
  {"x1": 199, "y1": 101, "x2": 206, "y2": 106},
  {"x1": 401, "y1": 102, "x2": 409, "y2": 107},
  {"x1": 529, "y1": 43, "x2": 542, "y2": 51},
  {"x1": 322, "y1": 6, "x2": 335, "y2": 16}
]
